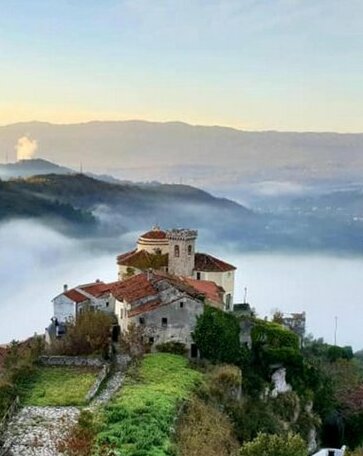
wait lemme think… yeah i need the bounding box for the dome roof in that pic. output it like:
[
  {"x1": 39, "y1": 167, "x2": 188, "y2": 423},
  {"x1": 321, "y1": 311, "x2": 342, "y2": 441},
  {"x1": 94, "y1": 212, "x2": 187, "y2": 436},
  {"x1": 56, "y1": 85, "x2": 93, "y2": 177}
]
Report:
[{"x1": 139, "y1": 226, "x2": 167, "y2": 240}]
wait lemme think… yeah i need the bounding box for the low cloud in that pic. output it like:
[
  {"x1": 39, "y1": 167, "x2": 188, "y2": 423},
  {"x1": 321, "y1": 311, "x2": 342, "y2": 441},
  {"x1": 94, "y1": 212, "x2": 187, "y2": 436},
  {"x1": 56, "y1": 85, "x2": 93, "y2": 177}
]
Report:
[{"x1": 15, "y1": 135, "x2": 38, "y2": 161}]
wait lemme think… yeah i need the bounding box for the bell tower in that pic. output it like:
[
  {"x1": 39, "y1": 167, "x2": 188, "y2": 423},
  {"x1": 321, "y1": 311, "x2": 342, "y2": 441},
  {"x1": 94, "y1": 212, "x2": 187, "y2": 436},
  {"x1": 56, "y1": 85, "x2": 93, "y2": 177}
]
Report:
[{"x1": 166, "y1": 229, "x2": 198, "y2": 277}]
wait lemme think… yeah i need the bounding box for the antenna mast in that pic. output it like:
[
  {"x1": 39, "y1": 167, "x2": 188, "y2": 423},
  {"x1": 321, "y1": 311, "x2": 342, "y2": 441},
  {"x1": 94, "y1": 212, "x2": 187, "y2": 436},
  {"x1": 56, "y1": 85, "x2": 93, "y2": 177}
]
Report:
[
  {"x1": 243, "y1": 287, "x2": 248, "y2": 304},
  {"x1": 334, "y1": 316, "x2": 338, "y2": 345}
]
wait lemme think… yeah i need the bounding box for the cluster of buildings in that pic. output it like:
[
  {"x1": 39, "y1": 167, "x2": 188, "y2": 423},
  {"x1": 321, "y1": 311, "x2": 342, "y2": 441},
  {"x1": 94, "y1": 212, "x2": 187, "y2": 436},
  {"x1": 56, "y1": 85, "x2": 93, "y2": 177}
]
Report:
[
  {"x1": 48, "y1": 227, "x2": 238, "y2": 356},
  {"x1": 48, "y1": 226, "x2": 306, "y2": 356}
]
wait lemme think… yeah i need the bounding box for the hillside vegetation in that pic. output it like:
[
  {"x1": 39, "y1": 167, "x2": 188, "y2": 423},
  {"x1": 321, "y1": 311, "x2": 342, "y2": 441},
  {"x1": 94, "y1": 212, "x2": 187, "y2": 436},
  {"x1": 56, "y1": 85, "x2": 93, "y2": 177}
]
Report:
[{"x1": 96, "y1": 353, "x2": 202, "y2": 455}]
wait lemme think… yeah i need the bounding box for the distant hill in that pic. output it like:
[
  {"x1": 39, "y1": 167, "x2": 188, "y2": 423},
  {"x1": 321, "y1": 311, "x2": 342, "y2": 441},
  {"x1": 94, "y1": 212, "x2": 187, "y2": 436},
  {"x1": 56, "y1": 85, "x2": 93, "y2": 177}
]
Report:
[
  {"x1": 0, "y1": 121, "x2": 363, "y2": 186},
  {"x1": 1, "y1": 173, "x2": 263, "y2": 245},
  {"x1": 0, "y1": 158, "x2": 72, "y2": 179},
  {"x1": 2, "y1": 172, "x2": 363, "y2": 252}
]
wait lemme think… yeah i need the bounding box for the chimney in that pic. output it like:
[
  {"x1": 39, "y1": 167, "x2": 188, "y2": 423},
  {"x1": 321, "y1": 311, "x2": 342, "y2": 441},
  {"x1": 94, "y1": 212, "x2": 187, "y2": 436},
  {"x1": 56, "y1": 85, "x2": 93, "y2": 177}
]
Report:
[
  {"x1": 147, "y1": 268, "x2": 153, "y2": 281},
  {"x1": 63, "y1": 284, "x2": 68, "y2": 293}
]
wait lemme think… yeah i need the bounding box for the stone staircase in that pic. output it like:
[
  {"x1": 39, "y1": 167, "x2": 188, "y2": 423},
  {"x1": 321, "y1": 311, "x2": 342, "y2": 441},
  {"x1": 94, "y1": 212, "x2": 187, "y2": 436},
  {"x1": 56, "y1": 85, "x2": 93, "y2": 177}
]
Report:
[{"x1": 0, "y1": 368, "x2": 125, "y2": 455}]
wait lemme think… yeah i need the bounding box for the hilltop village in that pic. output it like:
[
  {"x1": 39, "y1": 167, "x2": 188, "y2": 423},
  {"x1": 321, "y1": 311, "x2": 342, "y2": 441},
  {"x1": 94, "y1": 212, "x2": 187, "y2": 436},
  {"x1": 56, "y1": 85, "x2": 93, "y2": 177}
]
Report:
[
  {"x1": 1, "y1": 227, "x2": 356, "y2": 456},
  {"x1": 47, "y1": 225, "x2": 305, "y2": 356},
  {"x1": 48, "y1": 226, "x2": 241, "y2": 355}
]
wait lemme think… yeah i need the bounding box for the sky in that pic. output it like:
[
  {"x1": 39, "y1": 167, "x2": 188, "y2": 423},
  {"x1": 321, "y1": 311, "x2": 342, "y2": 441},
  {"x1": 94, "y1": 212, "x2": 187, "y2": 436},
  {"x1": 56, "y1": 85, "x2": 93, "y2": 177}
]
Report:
[{"x1": 0, "y1": 0, "x2": 362, "y2": 132}]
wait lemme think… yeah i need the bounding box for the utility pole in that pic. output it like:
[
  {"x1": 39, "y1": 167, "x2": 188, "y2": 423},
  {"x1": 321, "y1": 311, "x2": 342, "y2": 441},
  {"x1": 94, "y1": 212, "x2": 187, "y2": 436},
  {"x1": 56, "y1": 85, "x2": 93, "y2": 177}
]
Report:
[
  {"x1": 243, "y1": 287, "x2": 248, "y2": 304},
  {"x1": 334, "y1": 316, "x2": 338, "y2": 346}
]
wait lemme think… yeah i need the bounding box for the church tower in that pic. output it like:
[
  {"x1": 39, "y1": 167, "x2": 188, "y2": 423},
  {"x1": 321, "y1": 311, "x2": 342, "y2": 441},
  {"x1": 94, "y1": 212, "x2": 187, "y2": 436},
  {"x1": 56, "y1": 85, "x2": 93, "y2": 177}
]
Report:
[{"x1": 166, "y1": 229, "x2": 198, "y2": 277}]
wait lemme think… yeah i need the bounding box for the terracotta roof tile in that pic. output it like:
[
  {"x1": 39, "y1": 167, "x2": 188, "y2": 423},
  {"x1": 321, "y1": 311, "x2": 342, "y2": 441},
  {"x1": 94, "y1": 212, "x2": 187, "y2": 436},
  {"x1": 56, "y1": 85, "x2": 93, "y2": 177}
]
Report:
[
  {"x1": 64, "y1": 289, "x2": 87, "y2": 303},
  {"x1": 194, "y1": 253, "x2": 236, "y2": 272},
  {"x1": 182, "y1": 277, "x2": 224, "y2": 305},
  {"x1": 139, "y1": 229, "x2": 167, "y2": 240},
  {"x1": 81, "y1": 282, "x2": 112, "y2": 298},
  {"x1": 117, "y1": 249, "x2": 168, "y2": 270},
  {"x1": 110, "y1": 274, "x2": 158, "y2": 303},
  {"x1": 128, "y1": 298, "x2": 162, "y2": 317}
]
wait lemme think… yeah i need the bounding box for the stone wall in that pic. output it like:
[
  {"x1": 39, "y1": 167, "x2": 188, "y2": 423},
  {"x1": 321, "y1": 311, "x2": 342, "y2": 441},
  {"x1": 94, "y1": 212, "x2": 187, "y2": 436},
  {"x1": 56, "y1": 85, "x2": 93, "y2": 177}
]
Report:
[
  {"x1": 85, "y1": 364, "x2": 110, "y2": 402},
  {"x1": 39, "y1": 355, "x2": 105, "y2": 368}
]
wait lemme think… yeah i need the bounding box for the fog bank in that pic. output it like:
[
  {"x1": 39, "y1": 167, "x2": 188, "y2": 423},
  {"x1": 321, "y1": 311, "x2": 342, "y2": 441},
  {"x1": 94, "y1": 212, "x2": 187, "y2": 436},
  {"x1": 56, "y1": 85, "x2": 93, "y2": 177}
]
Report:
[{"x1": 1, "y1": 221, "x2": 363, "y2": 350}]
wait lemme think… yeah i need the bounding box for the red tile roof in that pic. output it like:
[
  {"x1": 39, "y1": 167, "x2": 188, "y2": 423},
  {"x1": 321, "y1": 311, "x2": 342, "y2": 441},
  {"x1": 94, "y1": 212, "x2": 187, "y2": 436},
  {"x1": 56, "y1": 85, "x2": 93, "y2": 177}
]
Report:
[
  {"x1": 81, "y1": 282, "x2": 112, "y2": 298},
  {"x1": 194, "y1": 253, "x2": 236, "y2": 272},
  {"x1": 182, "y1": 277, "x2": 224, "y2": 305},
  {"x1": 139, "y1": 228, "x2": 167, "y2": 240},
  {"x1": 111, "y1": 274, "x2": 158, "y2": 303},
  {"x1": 64, "y1": 289, "x2": 87, "y2": 303},
  {"x1": 128, "y1": 298, "x2": 162, "y2": 317},
  {"x1": 110, "y1": 272, "x2": 204, "y2": 316},
  {"x1": 117, "y1": 249, "x2": 168, "y2": 269},
  {"x1": 63, "y1": 281, "x2": 113, "y2": 303}
]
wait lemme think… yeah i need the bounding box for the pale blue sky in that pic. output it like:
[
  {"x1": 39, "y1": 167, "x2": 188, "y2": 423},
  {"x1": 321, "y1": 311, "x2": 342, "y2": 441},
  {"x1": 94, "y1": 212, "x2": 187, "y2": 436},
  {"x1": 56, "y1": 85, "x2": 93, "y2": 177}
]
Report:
[{"x1": 0, "y1": 0, "x2": 362, "y2": 131}]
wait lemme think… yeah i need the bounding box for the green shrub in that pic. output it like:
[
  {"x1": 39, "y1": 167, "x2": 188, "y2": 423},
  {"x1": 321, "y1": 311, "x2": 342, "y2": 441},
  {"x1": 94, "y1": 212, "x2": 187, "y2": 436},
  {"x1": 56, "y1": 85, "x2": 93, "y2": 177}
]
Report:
[
  {"x1": 193, "y1": 306, "x2": 241, "y2": 364},
  {"x1": 239, "y1": 432, "x2": 308, "y2": 456},
  {"x1": 175, "y1": 395, "x2": 239, "y2": 456},
  {"x1": 271, "y1": 391, "x2": 300, "y2": 423},
  {"x1": 156, "y1": 342, "x2": 187, "y2": 356}
]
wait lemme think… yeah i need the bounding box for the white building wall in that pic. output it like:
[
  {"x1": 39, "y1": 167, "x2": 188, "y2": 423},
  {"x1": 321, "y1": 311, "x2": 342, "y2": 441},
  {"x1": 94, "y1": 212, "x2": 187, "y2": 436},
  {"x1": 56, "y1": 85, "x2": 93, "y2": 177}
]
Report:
[
  {"x1": 193, "y1": 270, "x2": 235, "y2": 309},
  {"x1": 115, "y1": 298, "x2": 129, "y2": 333},
  {"x1": 53, "y1": 295, "x2": 76, "y2": 322}
]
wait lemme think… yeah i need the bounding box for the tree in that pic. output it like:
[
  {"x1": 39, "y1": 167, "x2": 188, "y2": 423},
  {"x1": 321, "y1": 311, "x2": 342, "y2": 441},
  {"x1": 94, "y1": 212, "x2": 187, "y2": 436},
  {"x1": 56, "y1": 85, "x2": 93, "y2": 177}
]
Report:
[
  {"x1": 193, "y1": 306, "x2": 241, "y2": 364},
  {"x1": 239, "y1": 432, "x2": 308, "y2": 456},
  {"x1": 50, "y1": 311, "x2": 114, "y2": 357}
]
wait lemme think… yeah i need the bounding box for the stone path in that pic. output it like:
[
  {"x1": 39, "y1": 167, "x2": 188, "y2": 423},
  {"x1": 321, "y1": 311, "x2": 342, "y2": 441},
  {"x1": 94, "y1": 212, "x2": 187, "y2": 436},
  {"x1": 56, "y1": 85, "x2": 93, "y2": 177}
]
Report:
[
  {"x1": 0, "y1": 406, "x2": 80, "y2": 456},
  {"x1": 89, "y1": 369, "x2": 124, "y2": 409},
  {"x1": 1, "y1": 369, "x2": 125, "y2": 455}
]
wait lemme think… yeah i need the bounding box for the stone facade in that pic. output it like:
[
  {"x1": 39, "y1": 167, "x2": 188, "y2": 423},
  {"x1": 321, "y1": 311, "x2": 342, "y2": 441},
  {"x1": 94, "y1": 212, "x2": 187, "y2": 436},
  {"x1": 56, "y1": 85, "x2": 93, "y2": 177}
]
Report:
[{"x1": 166, "y1": 229, "x2": 197, "y2": 277}]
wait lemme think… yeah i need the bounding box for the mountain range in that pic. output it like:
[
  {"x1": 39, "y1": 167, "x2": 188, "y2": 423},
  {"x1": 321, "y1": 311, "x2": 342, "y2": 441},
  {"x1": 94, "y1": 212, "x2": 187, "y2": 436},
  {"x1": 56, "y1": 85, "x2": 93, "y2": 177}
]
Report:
[
  {"x1": 2, "y1": 164, "x2": 363, "y2": 253},
  {"x1": 1, "y1": 121, "x2": 363, "y2": 187}
]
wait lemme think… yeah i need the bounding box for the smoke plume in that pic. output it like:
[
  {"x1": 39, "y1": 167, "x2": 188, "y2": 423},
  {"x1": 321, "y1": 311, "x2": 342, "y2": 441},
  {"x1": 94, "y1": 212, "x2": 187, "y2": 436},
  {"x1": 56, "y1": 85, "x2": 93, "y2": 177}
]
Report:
[{"x1": 15, "y1": 135, "x2": 38, "y2": 161}]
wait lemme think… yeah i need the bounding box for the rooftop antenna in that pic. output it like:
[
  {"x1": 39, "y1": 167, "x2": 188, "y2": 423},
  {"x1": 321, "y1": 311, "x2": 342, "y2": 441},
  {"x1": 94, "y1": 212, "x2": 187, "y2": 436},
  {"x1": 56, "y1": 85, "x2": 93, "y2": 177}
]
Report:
[
  {"x1": 243, "y1": 287, "x2": 248, "y2": 304},
  {"x1": 334, "y1": 316, "x2": 338, "y2": 346}
]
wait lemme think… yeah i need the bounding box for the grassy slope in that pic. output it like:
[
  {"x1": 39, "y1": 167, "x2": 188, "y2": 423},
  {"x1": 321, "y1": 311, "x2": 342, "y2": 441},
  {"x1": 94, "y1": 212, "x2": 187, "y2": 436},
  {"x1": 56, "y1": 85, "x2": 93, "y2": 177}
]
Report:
[
  {"x1": 19, "y1": 366, "x2": 98, "y2": 406},
  {"x1": 97, "y1": 353, "x2": 202, "y2": 456}
]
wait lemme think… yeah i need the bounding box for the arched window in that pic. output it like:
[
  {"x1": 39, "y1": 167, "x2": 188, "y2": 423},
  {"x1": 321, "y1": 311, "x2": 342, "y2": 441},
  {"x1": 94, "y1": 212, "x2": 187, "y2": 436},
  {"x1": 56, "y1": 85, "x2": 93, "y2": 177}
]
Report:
[
  {"x1": 188, "y1": 245, "x2": 193, "y2": 255},
  {"x1": 174, "y1": 245, "x2": 180, "y2": 257}
]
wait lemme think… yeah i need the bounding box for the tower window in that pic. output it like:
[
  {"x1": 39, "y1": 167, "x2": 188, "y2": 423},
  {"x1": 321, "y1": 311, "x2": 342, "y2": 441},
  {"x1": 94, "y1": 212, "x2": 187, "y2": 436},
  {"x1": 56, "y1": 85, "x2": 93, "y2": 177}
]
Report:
[
  {"x1": 139, "y1": 317, "x2": 145, "y2": 325},
  {"x1": 162, "y1": 317, "x2": 168, "y2": 327},
  {"x1": 174, "y1": 245, "x2": 180, "y2": 257},
  {"x1": 188, "y1": 245, "x2": 192, "y2": 255}
]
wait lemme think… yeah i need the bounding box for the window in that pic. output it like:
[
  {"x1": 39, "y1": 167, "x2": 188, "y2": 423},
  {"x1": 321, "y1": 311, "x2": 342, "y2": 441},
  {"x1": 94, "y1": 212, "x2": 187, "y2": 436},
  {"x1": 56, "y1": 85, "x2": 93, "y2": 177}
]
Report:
[
  {"x1": 196, "y1": 272, "x2": 201, "y2": 280},
  {"x1": 139, "y1": 317, "x2": 145, "y2": 325},
  {"x1": 180, "y1": 301, "x2": 184, "y2": 308},
  {"x1": 174, "y1": 245, "x2": 180, "y2": 257},
  {"x1": 225, "y1": 294, "x2": 232, "y2": 311},
  {"x1": 188, "y1": 245, "x2": 192, "y2": 255},
  {"x1": 149, "y1": 337, "x2": 154, "y2": 344},
  {"x1": 120, "y1": 309, "x2": 123, "y2": 319},
  {"x1": 162, "y1": 317, "x2": 168, "y2": 327},
  {"x1": 106, "y1": 301, "x2": 109, "y2": 307}
]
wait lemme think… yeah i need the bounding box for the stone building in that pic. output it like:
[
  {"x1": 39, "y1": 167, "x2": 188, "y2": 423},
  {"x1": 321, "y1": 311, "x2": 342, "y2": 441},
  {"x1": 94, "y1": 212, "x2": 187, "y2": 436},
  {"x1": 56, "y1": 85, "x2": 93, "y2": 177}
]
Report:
[
  {"x1": 111, "y1": 271, "x2": 224, "y2": 356},
  {"x1": 117, "y1": 226, "x2": 236, "y2": 309},
  {"x1": 51, "y1": 281, "x2": 115, "y2": 323}
]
